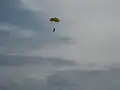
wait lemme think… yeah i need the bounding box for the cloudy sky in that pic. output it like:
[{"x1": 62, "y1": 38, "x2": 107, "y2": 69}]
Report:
[
  {"x1": 1, "y1": 0, "x2": 120, "y2": 65},
  {"x1": 1, "y1": 0, "x2": 120, "y2": 90}
]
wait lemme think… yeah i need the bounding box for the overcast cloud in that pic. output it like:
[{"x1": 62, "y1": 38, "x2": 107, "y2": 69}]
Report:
[
  {"x1": 1, "y1": 0, "x2": 120, "y2": 64},
  {"x1": 18, "y1": 0, "x2": 120, "y2": 65},
  {"x1": 1, "y1": 0, "x2": 120, "y2": 90}
]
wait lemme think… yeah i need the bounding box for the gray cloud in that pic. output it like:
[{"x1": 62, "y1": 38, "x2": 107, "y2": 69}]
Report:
[
  {"x1": 22, "y1": 0, "x2": 120, "y2": 64},
  {"x1": 0, "y1": 68, "x2": 120, "y2": 90},
  {"x1": 0, "y1": 0, "x2": 120, "y2": 90},
  {"x1": 46, "y1": 69, "x2": 120, "y2": 90},
  {"x1": 0, "y1": 54, "x2": 76, "y2": 66},
  {"x1": 0, "y1": 0, "x2": 74, "y2": 55},
  {"x1": 0, "y1": 0, "x2": 47, "y2": 31}
]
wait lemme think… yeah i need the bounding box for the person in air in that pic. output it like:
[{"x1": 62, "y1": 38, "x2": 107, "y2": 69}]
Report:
[
  {"x1": 49, "y1": 17, "x2": 60, "y2": 32},
  {"x1": 53, "y1": 28, "x2": 55, "y2": 32}
]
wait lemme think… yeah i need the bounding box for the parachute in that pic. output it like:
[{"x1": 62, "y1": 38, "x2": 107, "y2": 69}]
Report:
[{"x1": 49, "y1": 17, "x2": 60, "y2": 32}]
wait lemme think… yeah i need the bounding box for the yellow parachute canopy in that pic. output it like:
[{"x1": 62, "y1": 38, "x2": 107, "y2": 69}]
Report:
[{"x1": 49, "y1": 17, "x2": 60, "y2": 23}]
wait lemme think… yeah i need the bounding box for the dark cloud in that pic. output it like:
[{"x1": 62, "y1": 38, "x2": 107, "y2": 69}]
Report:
[
  {"x1": 0, "y1": 54, "x2": 76, "y2": 66},
  {"x1": 0, "y1": 0, "x2": 48, "y2": 53},
  {"x1": 0, "y1": 30, "x2": 10, "y2": 46},
  {"x1": 0, "y1": 0, "x2": 47, "y2": 31}
]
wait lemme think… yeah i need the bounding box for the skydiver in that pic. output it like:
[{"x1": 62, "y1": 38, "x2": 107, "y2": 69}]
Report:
[
  {"x1": 53, "y1": 28, "x2": 55, "y2": 32},
  {"x1": 49, "y1": 17, "x2": 60, "y2": 32}
]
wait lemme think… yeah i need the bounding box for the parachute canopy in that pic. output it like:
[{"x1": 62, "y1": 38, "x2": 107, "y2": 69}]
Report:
[{"x1": 49, "y1": 17, "x2": 60, "y2": 23}]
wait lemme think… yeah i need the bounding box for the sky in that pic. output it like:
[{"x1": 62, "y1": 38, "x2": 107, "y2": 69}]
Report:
[
  {"x1": 0, "y1": 0, "x2": 120, "y2": 65},
  {"x1": 1, "y1": 0, "x2": 120, "y2": 90},
  {"x1": 1, "y1": 0, "x2": 120, "y2": 65}
]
